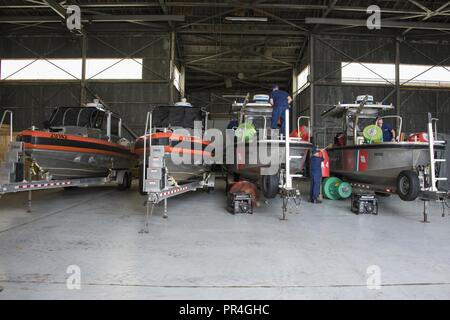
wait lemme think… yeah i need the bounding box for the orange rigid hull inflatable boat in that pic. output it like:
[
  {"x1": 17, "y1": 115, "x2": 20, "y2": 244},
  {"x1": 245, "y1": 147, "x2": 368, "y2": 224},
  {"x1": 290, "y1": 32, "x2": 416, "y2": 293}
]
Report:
[
  {"x1": 17, "y1": 103, "x2": 138, "y2": 180},
  {"x1": 135, "y1": 104, "x2": 212, "y2": 185},
  {"x1": 135, "y1": 131, "x2": 212, "y2": 183}
]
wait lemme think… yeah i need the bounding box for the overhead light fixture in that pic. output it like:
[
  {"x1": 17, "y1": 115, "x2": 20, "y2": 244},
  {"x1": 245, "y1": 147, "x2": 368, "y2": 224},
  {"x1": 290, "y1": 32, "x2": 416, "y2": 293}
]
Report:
[{"x1": 225, "y1": 16, "x2": 268, "y2": 22}]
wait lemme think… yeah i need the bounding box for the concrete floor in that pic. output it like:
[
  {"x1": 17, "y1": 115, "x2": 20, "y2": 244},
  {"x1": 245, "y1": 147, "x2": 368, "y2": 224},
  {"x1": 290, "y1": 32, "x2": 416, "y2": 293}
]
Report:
[{"x1": 0, "y1": 180, "x2": 449, "y2": 300}]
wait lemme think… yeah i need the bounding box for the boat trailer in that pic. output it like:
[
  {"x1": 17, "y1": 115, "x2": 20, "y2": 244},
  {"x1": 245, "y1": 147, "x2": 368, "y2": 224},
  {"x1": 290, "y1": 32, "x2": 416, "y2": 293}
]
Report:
[
  {"x1": 0, "y1": 110, "x2": 133, "y2": 212},
  {"x1": 0, "y1": 175, "x2": 126, "y2": 212},
  {"x1": 139, "y1": 145, "x2": 215, "y2": 233}
]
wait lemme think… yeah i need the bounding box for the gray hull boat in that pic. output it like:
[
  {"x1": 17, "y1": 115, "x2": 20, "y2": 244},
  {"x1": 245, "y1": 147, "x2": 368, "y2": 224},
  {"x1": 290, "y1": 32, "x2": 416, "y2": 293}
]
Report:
[
  {"x1": 323, "y1": 95, "x2": 447, "y2": 201},
  {"x1": 226, "y1": 94, "x2": 312, "y2": 198}
]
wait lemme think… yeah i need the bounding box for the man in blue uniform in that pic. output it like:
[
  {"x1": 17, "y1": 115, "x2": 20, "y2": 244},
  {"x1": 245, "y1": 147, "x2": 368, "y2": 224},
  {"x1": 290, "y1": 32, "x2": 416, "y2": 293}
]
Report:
[
  {"x1": 227, "y1": 118, "x2": 239, "y2": 130},
  {"x1": 376, "y1": 117, "x2": 396, "y2": 142},
  {"x1": 269, "y1": 84, "x2": 292, "y2": 136},
  {"x1": 310, "y1": 145, "x2": 324, "y2": 204}
]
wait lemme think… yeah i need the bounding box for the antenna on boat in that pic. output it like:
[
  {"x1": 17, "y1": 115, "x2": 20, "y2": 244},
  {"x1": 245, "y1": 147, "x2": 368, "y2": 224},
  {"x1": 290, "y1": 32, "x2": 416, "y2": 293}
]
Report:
[{"x1": 353, "y1": 95, "x2": 369, "y2": 142}]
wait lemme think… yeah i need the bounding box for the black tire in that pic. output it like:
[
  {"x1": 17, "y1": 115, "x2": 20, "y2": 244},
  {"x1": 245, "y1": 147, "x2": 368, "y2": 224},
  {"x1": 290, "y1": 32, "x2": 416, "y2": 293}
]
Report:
[
  {"x1": 262, "y1": 174, "x2": 279, "y2": 199},
  {"x1": 396, "y1": 170, "x2": 420, "y2": 201},
  {"x1": 125, "y1": 172, "x2": 132, "y2": 190},
  {"x1": 118, "y1": 172, "x2": 127, "y2": 191},
  {"x1": 138, "y1": 164, "x2": 146, "y2": 195},
  {"x1": 118, "y1": 172, "x2": 132, "y2": 191}
]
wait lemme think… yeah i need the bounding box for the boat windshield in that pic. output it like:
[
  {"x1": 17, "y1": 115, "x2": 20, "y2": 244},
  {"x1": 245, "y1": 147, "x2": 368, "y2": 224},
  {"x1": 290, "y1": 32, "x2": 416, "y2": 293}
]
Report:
[
  {"x1": 49, "y1": 107, "x2": 106, "y2": 129},
  {"x1": 244, "y1": 114, "x2": 271, "y2": 131},
  {"x1": 151, "y1": 106, "x2": 204, "y2": 129}
]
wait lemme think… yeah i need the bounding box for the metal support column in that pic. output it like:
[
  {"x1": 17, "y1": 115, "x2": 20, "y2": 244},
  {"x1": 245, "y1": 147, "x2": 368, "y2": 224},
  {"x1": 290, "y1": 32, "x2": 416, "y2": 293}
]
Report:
[
  {"x1": 169, "y1": 31, "x2": 176, "y2": 104},
  {"x1": 80, "y1": 34, "x2": 87, "y2": 106},
  {"x1": 292, "y1": 67, "x2": 298, "y2": 120},
  {"x1": 309, "y1": 34, "x2": 315, "y2": 135},
  {"x1": 180, "y1": 65, "x2": 186, "y2": 98},
  {"x1": 395, "y1": 37, "x2": 401, "y2": 120}
]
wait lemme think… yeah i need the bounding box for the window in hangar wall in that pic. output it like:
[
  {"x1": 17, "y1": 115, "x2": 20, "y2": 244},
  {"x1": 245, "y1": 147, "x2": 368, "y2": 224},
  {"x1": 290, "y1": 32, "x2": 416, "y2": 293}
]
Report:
[
  {"x1": 341, "y1": 62, "x2": 450, "y2": 87},
  {"x1": 1, "y1": 58, "x2": 143, "y2": 80},
  {"x1": 0, "y1": 59, "x2": 82, "y2": 80},
  {"x1": 86, "y1": 59, "x2": 142, "y2": 79},
  {"x1": 296, "y1": 65, "x2": 310, "y2": 93}
]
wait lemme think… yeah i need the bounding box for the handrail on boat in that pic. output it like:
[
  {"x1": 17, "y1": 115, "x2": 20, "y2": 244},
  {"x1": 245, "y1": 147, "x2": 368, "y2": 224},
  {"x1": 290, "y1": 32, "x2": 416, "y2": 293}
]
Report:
[
  {"x1": 0, "y1": 110, "x2": 14, "y2": 142},
  {"x1": 431, "y1": 117, "x2": 439, "y2": 141},
  {"x1": 377, "y1": 115, "x2": 402, "y2": 142},
  {"x1": 297, "y1": 116, "x2": 311, "y2": 142},
  {"x1": 142, "y1": 110, "x2": 153, "y2": 183},
  {"x1": 200, "y1": 107, "x2": 209, "y2": 131},
  {"x1": 243, "y1": 114, "x2": 268, "y2": 140}
]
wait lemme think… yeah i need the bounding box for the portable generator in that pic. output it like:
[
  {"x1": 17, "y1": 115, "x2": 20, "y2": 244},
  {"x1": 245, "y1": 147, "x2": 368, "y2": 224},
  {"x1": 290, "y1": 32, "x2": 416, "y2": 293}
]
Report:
[
  {"x1": 351, "y1": 193, "x2": 378, "y2": 215},
  {"x1": 227, "y1": 192, "x2": 253, "y2": 214}
]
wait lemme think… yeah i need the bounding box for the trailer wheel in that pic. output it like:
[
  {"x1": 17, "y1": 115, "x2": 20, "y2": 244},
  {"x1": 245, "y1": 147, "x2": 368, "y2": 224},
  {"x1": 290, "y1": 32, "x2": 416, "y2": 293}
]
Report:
[
  {"x1": 397, "y1": 170, "x2": 420, "y2": 201},
  {"x1": 125, "y1": 172, "x2": 132, "y2": 189},
  {"x1": 262, "y1": 174, "x2": 279, "y2": 199},
  {"x1": 138, "y1": 164, "x2": 146, "y2": 195},
  {"x1": 118, "y1": 171, "x2": 132, "y2": 191}
]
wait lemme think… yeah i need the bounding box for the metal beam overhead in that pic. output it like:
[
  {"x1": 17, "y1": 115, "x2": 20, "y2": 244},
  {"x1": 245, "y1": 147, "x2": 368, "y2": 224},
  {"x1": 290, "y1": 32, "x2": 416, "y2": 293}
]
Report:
[
  {"x1": 305, "y1": 18, "x2": 450, "y2": 31},
  {"x1": 0, "y1": 15, "x2": 185, "y2": 24},
  {"x1": 2, "y1": 2, "x2": 446, "y2": 17},
  {"x1": 42, "y1": 0, "x2": 66, "y2": 20}
]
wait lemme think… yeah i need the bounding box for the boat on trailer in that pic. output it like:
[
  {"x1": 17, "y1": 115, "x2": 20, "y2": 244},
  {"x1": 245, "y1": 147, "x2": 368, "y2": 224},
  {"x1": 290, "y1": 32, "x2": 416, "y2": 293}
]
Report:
[
  {"x1": 135, "y1": 101, "x2": 213, "y2": 194},
  {"x1": 226, "y1": 94, "x2": 312, "y2": 199},
  {"x1": 16, "y1": 100, "x2": 138, "y2": 184},
  {"x1": 322, "y1": 95, "x2": 447, "y2": 201}
]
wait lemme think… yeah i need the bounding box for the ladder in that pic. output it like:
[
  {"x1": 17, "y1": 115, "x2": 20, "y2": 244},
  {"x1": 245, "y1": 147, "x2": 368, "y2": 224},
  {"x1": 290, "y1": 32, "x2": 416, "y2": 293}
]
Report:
[
  {"x1": 0, "y1": 110, "x2": 23, "y2": 185},
  {"x1": 280, "y1": 108, "x2": 309, "y2": 220},
  {"x1": 0, "y1": 110, "x2": 13, "y2": 143},
  {"x1": 284, "y1": 109, "x2": 311, "y2": 189},
  {"x1": 427, "y1": 112, "x2": 447, "y2": 193},
  {"x1": 142, "y1": 111, "x2": 153, "y2": 186}
]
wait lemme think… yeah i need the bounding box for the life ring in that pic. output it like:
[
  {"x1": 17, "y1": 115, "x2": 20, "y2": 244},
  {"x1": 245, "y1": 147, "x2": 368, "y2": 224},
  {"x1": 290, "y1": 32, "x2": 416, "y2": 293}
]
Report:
[{"x1": 408, "y1": 132, "x2": 428, "y2": 142}]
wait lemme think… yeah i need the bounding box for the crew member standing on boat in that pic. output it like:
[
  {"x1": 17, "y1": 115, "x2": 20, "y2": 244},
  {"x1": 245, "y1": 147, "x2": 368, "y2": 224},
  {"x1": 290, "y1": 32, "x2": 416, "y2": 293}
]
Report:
[
  {"x1": 269, "y1": 84, "x2": 292, "y2": 136},
  {"x1": 376, "y1": 117, "x2": 396, "y2": 142}
]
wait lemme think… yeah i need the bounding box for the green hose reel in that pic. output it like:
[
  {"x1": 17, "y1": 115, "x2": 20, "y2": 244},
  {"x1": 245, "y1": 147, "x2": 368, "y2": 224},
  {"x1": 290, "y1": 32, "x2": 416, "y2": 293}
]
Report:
[
  {"x1": 322, "y1": 177, "x2": 352, "y2": 200},
  {"x1": 363, "y1": 125, "x2": 383, "y2": 143},
  {"x1": 235, "y1": 122, "x2": 257, "y2": 142}
]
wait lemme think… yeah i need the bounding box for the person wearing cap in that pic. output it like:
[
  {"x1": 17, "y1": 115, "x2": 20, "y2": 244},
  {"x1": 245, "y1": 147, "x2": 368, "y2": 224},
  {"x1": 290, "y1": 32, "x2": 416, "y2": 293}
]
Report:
[
  {"x1": 310, "y1": 144, "x2": 324, "y2": 204},
  {"x1": 269, "y1": 84, "x2": 292, "y2": 136}
]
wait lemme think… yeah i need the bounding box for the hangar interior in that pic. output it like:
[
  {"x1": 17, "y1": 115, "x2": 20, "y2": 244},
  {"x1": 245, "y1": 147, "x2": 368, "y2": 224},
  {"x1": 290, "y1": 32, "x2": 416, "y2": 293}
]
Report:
[{"x1": 0, "y1": 0, "x2": 450, "y2": 300}]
